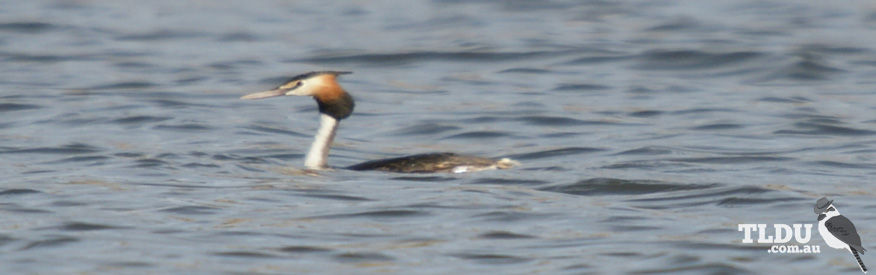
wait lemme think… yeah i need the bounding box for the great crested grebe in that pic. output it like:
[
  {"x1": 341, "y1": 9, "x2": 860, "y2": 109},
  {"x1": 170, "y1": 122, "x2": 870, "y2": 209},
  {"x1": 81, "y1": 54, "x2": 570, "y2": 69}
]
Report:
[{"x1": 241, "y1": 71, "x2": 518, "y2": 173}]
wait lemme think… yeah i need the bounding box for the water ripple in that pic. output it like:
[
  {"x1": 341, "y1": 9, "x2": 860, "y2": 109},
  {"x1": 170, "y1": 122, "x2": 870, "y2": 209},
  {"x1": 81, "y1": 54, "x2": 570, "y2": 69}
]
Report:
[
  {"x1": 389, "y1": 123, "x2": 461, "y2": 136},
  {"x1": 0, "y1": 143, "x2": 102, "y2": 155},
  {"x1": 291, "y1": 50, "x2": 575, "y2": 65},
  {"x1": 774, "y1": 122, "x2": 875, "y2": 136},
  {"x1": 540, "y1": 178, "x2": 718, "y2": 196},
  {"x1": 0, "y1": 188, "x2": 41, "y2": 196},
  {"x1": 57, "y1": 222, "x2": 124, "y2": 231},
  {"x1": 277, "y1": 245, "x2": 334, "y2": 254},
  {"x1": 213, "y1": 251, "x2": 279, "y2": 259},
  {"x1": 451, "y1": 253, "x2": 531, "y2": 264},
  {"x1": 19, "y1": 236, "x2": 79, "y2": 251},
  {"x1": 88, "y1": 81, "x2": 156, "y2": 90},
  {"x1": 443, "y1": 131, "x2": 512, "y2": 139},
  {"x1": 469, "y1": 178, "x2": 549, "y2": 185},
  {"x1": 478, "y1": 231, "x2": 536, "y2": 239},
  {"x1": 153, "y1": 123, "x2": 214, "y2": 132},
  {"x1": 507, "y1": 147, "x2": 604, "y2": 160},
  {"x1": 0, "y1": 103, "x2": 41, "y2": 112},
  {"x1": 161, "y1": 206, "x2": 220, "y2": 215},
  {"x1": 635, "y1": 50, "x2": 765, "y2": 70},
  {"x1": 0, "y1": 22, "x2": 58, "y2": 33},
  {"x1": 516, "y1": 116, "x2": 617, "y2": 126},
  {"x1": 300, "y1": 193, "x2": 373, "y2": 201},
  {"x1": 310, "y1": 209, "x2": 429, "y2": 220},
  {"x1": 551, "y1": 83, "x2": 611, "y2": 91},
  {"x1": 115, "y1": 30, "x2": 207, "y2": 41},
  {"x1": 758, "y1": 54, "x2": 844, "y2": 81},
  {"x1": 333, "y1": 252, "x2": 394, "y2": 263},
  {"x1": 111, "y1": 115, "x2": 172, "y2": 125}
]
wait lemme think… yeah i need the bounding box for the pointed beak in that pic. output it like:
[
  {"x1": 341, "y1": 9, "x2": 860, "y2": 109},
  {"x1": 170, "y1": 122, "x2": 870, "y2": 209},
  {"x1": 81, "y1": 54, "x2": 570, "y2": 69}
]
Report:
[{"x1": 240, "y1": 89, "x2": 287, "y2": 100}]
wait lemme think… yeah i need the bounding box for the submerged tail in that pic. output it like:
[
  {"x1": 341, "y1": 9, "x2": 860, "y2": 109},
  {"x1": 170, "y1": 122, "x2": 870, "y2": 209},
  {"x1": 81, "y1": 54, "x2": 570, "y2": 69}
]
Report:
[{"x1": 851, "y1": 248, "x2": 868, "y2": 273}]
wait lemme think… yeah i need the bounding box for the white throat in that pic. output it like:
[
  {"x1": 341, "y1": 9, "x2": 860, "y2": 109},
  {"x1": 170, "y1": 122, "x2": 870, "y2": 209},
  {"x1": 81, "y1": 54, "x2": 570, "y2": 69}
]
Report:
[{"x1": 304, "y1": 114, "x2": 339, "y2": 169}]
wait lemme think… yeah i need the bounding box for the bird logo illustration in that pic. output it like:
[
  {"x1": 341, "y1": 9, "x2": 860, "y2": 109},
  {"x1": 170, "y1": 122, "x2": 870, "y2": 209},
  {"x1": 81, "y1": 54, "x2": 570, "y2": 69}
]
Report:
[{"x1": 815, "y1": 197, "x2": 867, "y2": 273}]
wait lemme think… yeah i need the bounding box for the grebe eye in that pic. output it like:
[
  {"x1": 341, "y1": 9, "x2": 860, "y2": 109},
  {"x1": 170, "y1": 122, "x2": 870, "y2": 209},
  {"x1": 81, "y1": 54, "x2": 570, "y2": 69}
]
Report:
[{"x1": 828, "y1": 207, "x2": 835, "y2": 211}]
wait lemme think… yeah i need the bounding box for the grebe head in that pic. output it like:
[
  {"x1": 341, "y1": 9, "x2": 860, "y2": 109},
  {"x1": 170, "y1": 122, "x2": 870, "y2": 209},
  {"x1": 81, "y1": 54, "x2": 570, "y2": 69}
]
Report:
[{"x1": 241, "y1": 71, "x2": 354, "y2": 120}]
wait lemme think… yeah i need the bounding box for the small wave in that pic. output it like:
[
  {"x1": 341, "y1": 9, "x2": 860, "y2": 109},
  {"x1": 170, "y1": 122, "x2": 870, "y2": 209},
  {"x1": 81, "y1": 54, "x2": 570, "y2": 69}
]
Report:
[
  {"x1": 551, "y1": 83, "x2": 611, "y2": 92},
  {"x1": 807, "y1": 160, "x2": 876, "y2": 169},
  {"x1": 115, "y1": 30, "x2": 206, "y2": 41},
  {"x1": 112, "y1": 61, "x2": 155, "y2": 69},
  {"x1": 301, "y1": 193, "x2": 372, "y2": 201},
  {"x1": 131, "y1": 158, "x2": 170, "y2": 168},
  {"x1": 633, "y1": 263, "x2": 750, "y2": 274},
  {"x1": 757, "y1": 53, "x2": 844, "y2": 82},
  {"x1": 57, "y1": 222, "x2": 124, "y2": 231},
  {"x1": 615, "y1": 146, "x2": 674, "y2": 156},
  {"x1": 507, "y1": 147, "x2": 603, "y2": 160},
  {"x1": 635, "y1": 50, "x2": 765, "y2": 70},
  {"x1": 517, "y1": 116, "x2": 619, "y2": 126},
  {"x1": 311, "y1": 209, "x2": 429, "y2": 220},
  {"x1": 471, "y1": 211, "x2": 553, "y2": 222},
  {"x1": 451, "y1": 253, "x2": 532, "y2": 264},
  {"x1": 391, "y1": 176, "x2": 458, "y2": 182},
  {"x1": 111, "y1": 115, "x2": 172, "y2": 125},
  {"x1": 715, "y1": 196, "x2": 802, "y2": 207},
  {"x1": 757, "y1": 96, "x2": 811, "y2": 103},
  {"x1": 0, "y1": 188, "x2": 41, "y2": 196},
  {"x1": 49, "y1": 155, "x2": 109, "y2": 163},
  {"x1": 149, "y1": 99, "x2": 214, "y2": 108},
  {"x1": 217, "y1": 32, "x2": 261, "y2": 42},
  {"x1": 0, "y1": 22, "x2": 58, "y2": 33},
  {"x1": 478, "y1": 231, "x2": 536, "y2": 239},
  {"x1": 212, "y1": 251, "x2": 279, "y2": 259},
  {"x1": 0, "y1": 103, "x2": 41, "y2": 112},
  {"x1": 444, "y1": 131, "x2": 512, "y2": 139},
  {"x1": 89, "y1": 81, "x2": 156, "y2": 90},
  {"x1": 690, "y1": 123, "x2": 743, "y2": 130},
  {"x1": 646, "y1": 16, "x2": 702, "y2": 32},
  {"x1": 670, "y1": 108, "x2": 738, "y2": 115},
  {"x1": 628, "y1": 186, "x2": 779, "y2": 209},
  {"x1": 243, "y1": 125, "x2": 308, "y2": 137},
  {"x1": 540, "y1": 178, "x2": 718, "y2": 196},
  {"x1": 154, "y1": 123, "x2": 214, "y2": 132},
  {"x1": 0, "y1": 143, "x2": 102, "y2": 155},
  {"x1": 181, "y1": 162, "x2": 221, "y2": 169},
  {"x1": 4, "y1": 53, "x2": 95, "y2": 63},
  {"x1": 333, "y1": 252, "x2": 394, "y2": 263},
  {"x1": 19, "y1": 237, "x2": 79, "y2": 251},
  {"x1": 774, "y1": 122, "x2": 875, "y2": 136},
  {"x1": 389, "y1": 123, "x2": 461, "y2": 136},
  {"x1": 610, "y1": 225, "x2": 662, "y2": 232},
  {"x1": 560, "y1": 55, "x2": 630, "y2": 65},
  {"x1": 291, "y1": 50, "x2": 573, "y2": 65},
  {"x1": 667, "y1": 156, "x2": 792, "y2": 164},
  {"x1": 160, "y1": 206, "x2": 219, "y2": 215},
  {"x1": 469, "y1": 178, "x2": 549, "y2": 185},
  {"x1": 498, "y1": 67, "x2": 552, "y2": 74},
  {"x1": 277, "y1": 245, "x2": 333, "y2": 254},
  {"x1": 627, "y1": 110, "x2": 662, "y2": 117}
]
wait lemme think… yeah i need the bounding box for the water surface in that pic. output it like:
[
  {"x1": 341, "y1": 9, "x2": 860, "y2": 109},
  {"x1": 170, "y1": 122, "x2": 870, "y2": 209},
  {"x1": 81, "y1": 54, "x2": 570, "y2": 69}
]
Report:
[{"x1": 3, "y1": 0, "x2": 876, "y2": 273}]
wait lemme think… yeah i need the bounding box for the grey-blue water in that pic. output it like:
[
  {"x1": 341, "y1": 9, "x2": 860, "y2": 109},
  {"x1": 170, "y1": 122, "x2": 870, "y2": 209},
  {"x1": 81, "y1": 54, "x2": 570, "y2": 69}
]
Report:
[{"x1": 3, "y1": 0, "x2": 876, "y2": 274}]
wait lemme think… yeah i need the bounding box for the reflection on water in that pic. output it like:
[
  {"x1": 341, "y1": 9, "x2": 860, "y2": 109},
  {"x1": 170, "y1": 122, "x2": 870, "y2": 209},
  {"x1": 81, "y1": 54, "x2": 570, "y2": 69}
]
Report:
[{"x1": 3, "y1": 0, "x2": 876, "y2": 273}]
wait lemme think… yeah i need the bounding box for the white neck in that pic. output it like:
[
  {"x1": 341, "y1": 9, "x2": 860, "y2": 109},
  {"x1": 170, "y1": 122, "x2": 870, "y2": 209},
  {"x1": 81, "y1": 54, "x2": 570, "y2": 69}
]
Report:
[{"x1": 304, "y1": 114, "x2": 339, "y2": 169}]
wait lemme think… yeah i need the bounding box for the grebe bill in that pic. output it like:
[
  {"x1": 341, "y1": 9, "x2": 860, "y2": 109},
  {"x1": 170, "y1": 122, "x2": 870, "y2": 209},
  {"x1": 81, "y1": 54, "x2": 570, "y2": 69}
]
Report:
[{"x1": 240, "y1": 71, "x2": 518, "y2": 173}]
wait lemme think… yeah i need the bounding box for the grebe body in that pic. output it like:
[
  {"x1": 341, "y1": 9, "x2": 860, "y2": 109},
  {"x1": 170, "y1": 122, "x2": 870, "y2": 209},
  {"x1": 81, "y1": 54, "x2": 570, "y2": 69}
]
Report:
[{"x1": 241, "y1": 71, "x2": 517, "y2": 173}]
